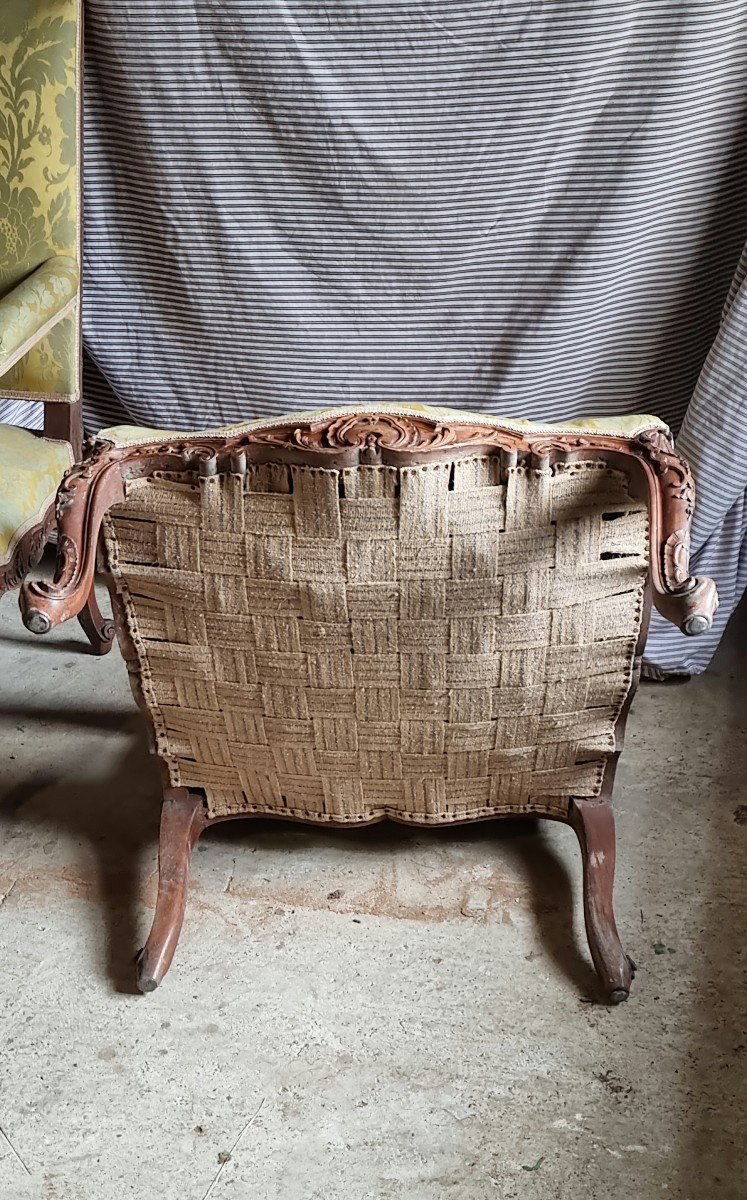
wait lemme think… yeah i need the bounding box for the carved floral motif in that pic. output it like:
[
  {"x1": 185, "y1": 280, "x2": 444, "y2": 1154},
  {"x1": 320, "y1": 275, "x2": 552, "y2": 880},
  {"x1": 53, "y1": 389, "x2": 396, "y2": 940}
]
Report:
[
  {"x1": 635, "y1": 428, "x2": 694, "y2": 518},
  {"x1": 526, "y1": 435, "x2": 597, "y2": 457},
  {"x1": 246, "y1": 412, "x2": 516, "y2": 455},
  {"x1": 663, "y1": 528, "x2": 692, "y2": 590}
]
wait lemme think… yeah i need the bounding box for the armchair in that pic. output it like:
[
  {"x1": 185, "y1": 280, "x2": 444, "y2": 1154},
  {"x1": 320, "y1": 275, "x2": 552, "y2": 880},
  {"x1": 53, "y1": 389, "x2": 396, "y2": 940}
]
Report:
[
  {"x1": 0, "y1": 0, "x2": 111, "y2": 651},
  {"x1": 20, "y1": 405, "x2": 718, "y2": 1000}
]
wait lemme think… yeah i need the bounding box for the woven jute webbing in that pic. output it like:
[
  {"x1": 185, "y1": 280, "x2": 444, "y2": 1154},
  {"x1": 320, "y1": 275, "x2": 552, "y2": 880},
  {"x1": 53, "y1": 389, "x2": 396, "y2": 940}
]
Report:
[{"x1": 103, "y1": 456, "x2": 648, "y2": 823}]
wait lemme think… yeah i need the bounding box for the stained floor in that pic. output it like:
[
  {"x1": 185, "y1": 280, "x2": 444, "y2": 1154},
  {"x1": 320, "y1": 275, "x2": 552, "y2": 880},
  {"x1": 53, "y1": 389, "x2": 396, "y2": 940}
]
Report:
[{"x1": 0, "y1": 575, "x2": 745, "y2": 1200}]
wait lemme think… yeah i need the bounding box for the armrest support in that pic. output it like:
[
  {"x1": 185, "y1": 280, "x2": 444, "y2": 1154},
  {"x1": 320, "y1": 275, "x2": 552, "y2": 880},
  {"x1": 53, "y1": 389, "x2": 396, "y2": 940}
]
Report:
[
  {"x1": 628, "y1": 429, "x2": 719, "y2": 636},
  {"x1": 20, "y1": 441, "x2": 125, "y2": 633},
  {"x1": 521, "y1": 425, "x2": 718, "y2": 637},
  {"x1": 0, "y1": 256, "x2": 79, "y2": 376}
]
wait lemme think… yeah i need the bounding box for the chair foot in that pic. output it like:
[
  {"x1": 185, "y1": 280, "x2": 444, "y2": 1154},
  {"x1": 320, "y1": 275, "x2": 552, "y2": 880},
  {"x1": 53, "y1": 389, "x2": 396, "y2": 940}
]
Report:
[
  {"x1": 136, "y1": 789, "x2": 208, "y2": 994},
  {"x1": 568, "y1": 797, "x2": 635, "y2": 1003},
  {"x1": 134, "y1": 948, "x2": 160, "y2": 993},
  {"x1": 77, "y1": 585, "x2": 115, "y2": 655}
]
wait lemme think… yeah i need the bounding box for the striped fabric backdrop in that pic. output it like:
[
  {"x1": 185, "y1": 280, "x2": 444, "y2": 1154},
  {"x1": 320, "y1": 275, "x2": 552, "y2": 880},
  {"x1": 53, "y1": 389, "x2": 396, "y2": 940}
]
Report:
[{"x1": 4, "y1": 1, "x2": 747, "y2": 672}]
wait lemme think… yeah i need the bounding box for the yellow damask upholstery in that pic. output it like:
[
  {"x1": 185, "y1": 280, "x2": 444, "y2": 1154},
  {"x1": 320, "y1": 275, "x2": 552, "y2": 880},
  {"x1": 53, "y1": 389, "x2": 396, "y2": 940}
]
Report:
[
  {"x1": 98, "y1": 403, "x2": 668, "y2": 446},
  {"x1": 0, "y1": 2, "x2": 83, "y2": 590},
  {"x1": 0, "y1": 0, "x2": 81, "y2": 400},
  {"x1": 0, "y1": 423, "x2": 72, "y2": 567},
  {"x1": 0, "y1": 255, "x2": 78, "y2": 375}
]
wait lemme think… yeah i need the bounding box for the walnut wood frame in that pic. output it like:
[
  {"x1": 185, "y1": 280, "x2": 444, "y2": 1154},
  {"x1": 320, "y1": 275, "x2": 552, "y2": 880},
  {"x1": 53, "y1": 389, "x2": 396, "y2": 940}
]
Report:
[{"x1": 19, "y1": 412, "x2": 718, "y2": 1001}]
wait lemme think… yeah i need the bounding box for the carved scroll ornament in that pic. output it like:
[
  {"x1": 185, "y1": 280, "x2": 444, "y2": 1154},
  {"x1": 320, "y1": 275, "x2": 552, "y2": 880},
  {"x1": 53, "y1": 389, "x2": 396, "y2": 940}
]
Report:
[{"x1": 20, "y1": 411, "x2": 718, "y2": 638}]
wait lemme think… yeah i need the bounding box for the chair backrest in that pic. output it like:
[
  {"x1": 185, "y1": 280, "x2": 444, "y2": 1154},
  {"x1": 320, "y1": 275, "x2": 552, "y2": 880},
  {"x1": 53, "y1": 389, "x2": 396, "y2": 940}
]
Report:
[
  {"x1": 106, "y1": 444, "x2": 649, "y2": 824},
  {"x1": 0, "y1": 0, "x2": 81, "y2": 408},
  {"x1": 20, "y1": 407, "x2": 718, "y2": 825}
]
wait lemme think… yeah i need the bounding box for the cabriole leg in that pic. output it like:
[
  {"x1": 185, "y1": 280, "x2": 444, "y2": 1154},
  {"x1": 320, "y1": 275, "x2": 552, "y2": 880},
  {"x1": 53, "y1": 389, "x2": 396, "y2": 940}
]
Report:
[
  {"x1": 136, "y1": 788, "x2": 208, "y2": 993},
  {"x1": 568, "y1": 797, "x2": 635, "y2": 1004},
  {"x1": 77, "y1": 585, "x2": 115, "y2": 655}
]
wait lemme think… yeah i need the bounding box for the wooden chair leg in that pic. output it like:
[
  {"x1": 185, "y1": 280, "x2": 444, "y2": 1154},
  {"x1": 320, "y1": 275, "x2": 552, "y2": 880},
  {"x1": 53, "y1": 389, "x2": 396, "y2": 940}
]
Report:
[
  {"x1": 76, "y1": 585, "x2": 115, "y2": 655},
  {"x1": 136, "y1": 788, "x2": 208, "y2": 993},
  {"x1": 568, "y1": 797, "x2": 635, "y2": 1004}
]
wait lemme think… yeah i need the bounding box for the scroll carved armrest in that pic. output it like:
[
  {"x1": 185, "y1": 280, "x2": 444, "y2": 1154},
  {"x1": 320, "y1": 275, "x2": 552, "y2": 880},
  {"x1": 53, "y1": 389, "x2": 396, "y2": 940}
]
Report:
[
  {"x1": 20, "y1": 442, "x2": 125, "y2": 635},
  {"x1": 632, "y1": 429, "x2": 718, "y2": 636},
  {"x1": 650, "y1": 575, "x2": 718, "y2": 636},
  {"x1": 17, "y1": 416, "x2": 719, "y2": 644}
]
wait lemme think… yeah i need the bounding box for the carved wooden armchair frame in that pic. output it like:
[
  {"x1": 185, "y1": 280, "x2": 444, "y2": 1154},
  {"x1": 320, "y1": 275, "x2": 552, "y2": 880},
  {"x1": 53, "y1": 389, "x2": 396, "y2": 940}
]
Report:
[{"x1": 20, "y1": 410, "x2": 717, "y2": 1001}]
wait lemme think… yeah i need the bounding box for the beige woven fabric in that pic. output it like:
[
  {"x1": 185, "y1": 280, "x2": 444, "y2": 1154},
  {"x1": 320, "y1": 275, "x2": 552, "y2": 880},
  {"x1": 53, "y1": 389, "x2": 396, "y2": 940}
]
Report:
[{"x1": 103, "y1": 456, "x2": 648, "y2": 823}]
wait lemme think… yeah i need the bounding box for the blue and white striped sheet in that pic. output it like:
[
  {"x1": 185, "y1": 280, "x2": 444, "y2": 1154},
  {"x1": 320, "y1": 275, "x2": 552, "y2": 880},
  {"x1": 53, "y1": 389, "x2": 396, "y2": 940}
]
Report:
[{"x1": 4, "y1": 2, "x2": 745, "y2": 671}]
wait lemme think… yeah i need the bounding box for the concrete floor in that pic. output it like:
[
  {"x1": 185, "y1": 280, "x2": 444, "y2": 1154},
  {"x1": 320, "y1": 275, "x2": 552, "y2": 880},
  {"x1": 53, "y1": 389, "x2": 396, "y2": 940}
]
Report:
[{"x1": 0, "y1": 572, "x2": 745, "y2": 1200}]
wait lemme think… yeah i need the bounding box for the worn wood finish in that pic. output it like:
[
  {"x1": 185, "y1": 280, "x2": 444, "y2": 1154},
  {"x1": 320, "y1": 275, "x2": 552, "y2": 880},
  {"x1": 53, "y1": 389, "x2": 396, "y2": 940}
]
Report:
[
  {"x1": 568, "y1": 798, "x2": 634, "y2": 1003},
  {"x1": 75, "y1": 583, "x2": 115, "y2": 656},
  {"x1": 20, "y1": 413, "x2": 718, "y2": 637},
  {"x1": 19, "y1": 411, "x2": 719, "y2": 1001},
  {"x1": 135, "y1": 788, "x2": 209, "y2": 993},
  {"x1": 20, "y1": 455, "x2": 125, "y2": 636},
  {"x1": 139, "y1": 789, "x2": 634, "y2": 1000},
  {"x1": 0, "y1": 498, "x2": 113, "y2": 655}
]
